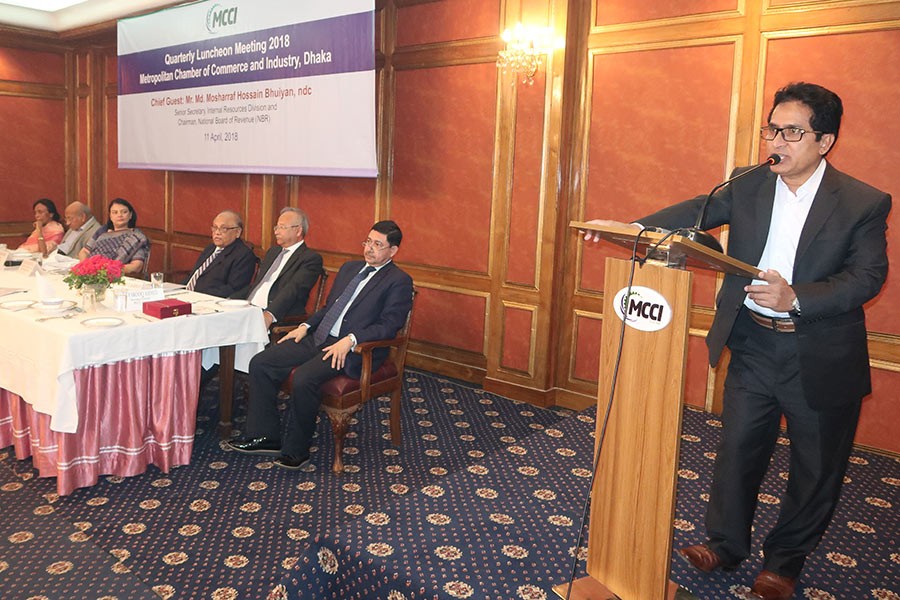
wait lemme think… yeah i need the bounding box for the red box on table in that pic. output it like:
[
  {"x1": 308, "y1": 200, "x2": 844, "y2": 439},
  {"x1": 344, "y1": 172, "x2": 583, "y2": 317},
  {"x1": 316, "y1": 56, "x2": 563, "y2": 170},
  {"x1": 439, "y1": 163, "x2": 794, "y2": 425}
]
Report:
[{"x1": 143, "y1": 298, "x2": 192, "y2": 319}]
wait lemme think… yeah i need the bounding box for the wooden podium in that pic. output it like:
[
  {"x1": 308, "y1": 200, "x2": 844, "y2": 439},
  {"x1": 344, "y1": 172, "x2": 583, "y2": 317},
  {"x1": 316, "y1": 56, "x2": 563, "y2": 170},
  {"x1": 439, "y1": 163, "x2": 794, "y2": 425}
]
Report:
[{"x1": 554, "y1": 222, "x2": 756, "y2": 600}]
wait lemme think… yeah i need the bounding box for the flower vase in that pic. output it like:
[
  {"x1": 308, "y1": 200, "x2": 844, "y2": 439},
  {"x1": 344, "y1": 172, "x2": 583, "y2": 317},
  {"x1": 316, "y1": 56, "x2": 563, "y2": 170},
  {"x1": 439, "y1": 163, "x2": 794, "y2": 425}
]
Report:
[{"x1": 81, "y1": 283, "x2": 108, "y2": 302}]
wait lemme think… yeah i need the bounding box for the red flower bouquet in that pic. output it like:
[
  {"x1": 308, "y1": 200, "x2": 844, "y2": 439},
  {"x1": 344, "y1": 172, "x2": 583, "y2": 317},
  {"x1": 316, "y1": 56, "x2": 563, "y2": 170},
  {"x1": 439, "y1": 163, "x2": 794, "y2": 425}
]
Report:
[{"x1": 63, "y1": 255, "x2": 125, "y2": 290}]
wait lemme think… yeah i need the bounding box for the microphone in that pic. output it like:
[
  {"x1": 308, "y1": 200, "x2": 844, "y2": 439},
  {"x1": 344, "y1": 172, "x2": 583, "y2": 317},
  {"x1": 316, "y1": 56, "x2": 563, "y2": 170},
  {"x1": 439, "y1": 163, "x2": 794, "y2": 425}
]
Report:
[{"x1": 683, "y1": 154, "x2": 781, "y2": 253}]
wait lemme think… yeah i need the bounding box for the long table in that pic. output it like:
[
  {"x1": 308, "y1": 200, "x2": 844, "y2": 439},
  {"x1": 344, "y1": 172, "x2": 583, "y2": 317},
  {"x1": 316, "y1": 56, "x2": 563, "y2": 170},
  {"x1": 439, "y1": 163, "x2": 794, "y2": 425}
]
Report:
[{"x1": 0, "y1": 269, "x2": 268, "y2": 494}]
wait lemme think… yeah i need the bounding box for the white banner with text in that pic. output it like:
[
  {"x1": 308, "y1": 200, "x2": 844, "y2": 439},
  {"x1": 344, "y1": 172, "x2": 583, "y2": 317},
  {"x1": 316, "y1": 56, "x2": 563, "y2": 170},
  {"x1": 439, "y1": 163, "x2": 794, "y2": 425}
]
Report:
[{"x1": 117, "y1": 0, "x2": 376, "y2": 177}]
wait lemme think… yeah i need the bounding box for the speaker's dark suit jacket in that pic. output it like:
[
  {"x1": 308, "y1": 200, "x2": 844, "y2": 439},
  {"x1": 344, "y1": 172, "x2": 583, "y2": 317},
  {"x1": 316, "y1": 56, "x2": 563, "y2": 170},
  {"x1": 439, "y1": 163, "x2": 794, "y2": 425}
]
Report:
[
  {"x1": 234, "y1": 243, "x2": 323, "y2": 322},
  {"x1": 305, "y1": 260, "x2": 413, "y2": 378},
  {"x1": 643, "y1": 163, "x2": 891, "y2": 409},
  {"x1": 184, "y1": 240, "x2": 257, "y2": 298}
]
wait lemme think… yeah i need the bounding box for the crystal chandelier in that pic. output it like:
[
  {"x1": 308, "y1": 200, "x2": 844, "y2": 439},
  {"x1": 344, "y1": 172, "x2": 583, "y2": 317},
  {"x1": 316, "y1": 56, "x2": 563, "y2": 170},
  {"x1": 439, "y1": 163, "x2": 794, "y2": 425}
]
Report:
[{"x1": 497, "y1": 23, "x2": 555, "y2": 85}]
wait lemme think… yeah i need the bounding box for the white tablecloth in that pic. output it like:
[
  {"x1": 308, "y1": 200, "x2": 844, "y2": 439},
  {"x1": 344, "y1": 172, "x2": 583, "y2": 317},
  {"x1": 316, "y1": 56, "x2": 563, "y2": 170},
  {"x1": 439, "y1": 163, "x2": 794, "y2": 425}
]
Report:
[{"x1": 0, "y1": 269, "x2": 268, "y2": 433}]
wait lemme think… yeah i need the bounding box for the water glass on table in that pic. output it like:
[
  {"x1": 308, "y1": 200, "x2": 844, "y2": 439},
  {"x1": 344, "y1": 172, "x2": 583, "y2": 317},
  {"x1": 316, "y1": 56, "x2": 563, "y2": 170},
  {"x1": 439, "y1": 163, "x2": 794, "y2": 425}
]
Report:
[
  {"x1": 82, "y1": 288, "x2": 97, "y2": 312},
  {"x1": 150, "y1": 272, "x2": 164, "y2": 289}
]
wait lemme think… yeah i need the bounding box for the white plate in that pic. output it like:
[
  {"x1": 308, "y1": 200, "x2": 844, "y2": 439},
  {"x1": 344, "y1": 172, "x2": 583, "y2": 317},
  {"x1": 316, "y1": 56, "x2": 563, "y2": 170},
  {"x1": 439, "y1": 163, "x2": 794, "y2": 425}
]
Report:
[
  {"x1": 0, "y1": 299, "x2": 35, "y2": 311},
  {"x1": 81, "y1": 317, "x2": 124, "y2": 328},
  {"x1": 35, "y1": 300, "x2": 77, "y2": 313},
  {"x1": 217, "y1": 299, "x2": 250, "y2": 308}
]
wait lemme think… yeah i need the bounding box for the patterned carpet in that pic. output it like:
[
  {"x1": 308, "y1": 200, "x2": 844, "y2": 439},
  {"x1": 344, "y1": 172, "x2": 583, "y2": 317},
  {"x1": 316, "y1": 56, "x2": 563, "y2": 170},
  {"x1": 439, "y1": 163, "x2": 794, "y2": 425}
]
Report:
[{"x1": 0, "y1": 369, "x2": 897, "y2": 599}]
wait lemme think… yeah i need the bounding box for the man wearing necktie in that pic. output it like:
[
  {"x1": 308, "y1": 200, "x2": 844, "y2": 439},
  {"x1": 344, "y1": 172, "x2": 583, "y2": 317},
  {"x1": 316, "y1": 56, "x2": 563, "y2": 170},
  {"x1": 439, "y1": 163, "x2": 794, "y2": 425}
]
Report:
[
  {"x1": 227, "y1": 221, "x2": 414, "y2": 470},
  {"x1": 232, "y1": 207, "x2": 323, "y2": 330},
  {"x1": 183, "y1": 210, "x2": 257, "y2": 297}
]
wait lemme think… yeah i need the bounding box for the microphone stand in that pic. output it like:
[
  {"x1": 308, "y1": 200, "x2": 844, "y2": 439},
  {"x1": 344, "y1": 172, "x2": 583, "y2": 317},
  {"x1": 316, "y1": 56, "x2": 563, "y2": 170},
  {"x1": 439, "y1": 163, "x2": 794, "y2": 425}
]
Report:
[{"x1": 681, "y1": 154, "x2": 781, "y2": 253}]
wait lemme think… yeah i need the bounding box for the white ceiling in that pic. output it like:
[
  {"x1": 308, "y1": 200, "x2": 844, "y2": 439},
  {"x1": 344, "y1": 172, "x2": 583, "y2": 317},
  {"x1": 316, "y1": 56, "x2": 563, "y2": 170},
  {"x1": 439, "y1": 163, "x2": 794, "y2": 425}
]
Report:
[{"x1": 0, "y1": 0, "x2": 183, "y2": 33}]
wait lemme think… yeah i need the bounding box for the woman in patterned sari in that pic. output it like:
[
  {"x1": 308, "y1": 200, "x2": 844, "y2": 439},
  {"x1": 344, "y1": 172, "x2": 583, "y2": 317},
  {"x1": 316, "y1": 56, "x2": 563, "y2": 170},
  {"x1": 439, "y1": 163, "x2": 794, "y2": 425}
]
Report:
[
  {"x1": 18, "y1": 198, "x2": 65, "y2": 256},
  {"x1": 80, "y1": 198, "x2": 149, "y2": 276}
]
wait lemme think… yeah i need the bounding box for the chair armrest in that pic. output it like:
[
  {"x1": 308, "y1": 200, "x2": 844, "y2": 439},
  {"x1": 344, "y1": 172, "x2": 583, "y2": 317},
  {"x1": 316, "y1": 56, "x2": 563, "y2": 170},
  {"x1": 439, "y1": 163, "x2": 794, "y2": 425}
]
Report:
[
  {"x1": 353, "y1": 336, "x2": 407, "y2": 354},
  {"x1": 352, "y1": 336, "x2": 408, "y2": 401}
]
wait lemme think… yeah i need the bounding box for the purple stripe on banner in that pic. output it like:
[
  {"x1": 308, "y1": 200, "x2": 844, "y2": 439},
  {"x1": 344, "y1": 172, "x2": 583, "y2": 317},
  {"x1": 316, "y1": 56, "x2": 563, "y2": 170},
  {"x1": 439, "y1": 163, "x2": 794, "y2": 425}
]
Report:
[
  {"x1": 118, "y1": 11, "x2": 373, "y2": 96},
  {"x1": 119, "y1": 162, "x2": 378, "y2": 177}
]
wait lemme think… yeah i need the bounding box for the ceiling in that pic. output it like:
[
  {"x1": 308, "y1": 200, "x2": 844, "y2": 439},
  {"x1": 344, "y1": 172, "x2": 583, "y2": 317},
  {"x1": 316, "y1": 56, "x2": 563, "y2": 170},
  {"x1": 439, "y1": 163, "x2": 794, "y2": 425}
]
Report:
[{"x1": 0, "y1": 0, "x2": 183, "y2": 33}]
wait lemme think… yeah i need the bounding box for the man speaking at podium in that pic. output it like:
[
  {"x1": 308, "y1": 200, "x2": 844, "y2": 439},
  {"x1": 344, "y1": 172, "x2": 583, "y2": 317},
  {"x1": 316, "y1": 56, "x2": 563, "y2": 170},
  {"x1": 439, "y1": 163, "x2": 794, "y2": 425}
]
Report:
[{"x1": 586, "y1": 82, "x2": 891, "y2": 599}]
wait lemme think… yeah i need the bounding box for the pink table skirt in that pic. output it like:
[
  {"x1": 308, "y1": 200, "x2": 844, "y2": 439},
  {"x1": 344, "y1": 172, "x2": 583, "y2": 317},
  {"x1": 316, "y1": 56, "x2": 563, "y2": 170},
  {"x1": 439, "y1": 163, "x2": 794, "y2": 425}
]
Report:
[{"x1": 0, "y1": 352, "x2": 201, "y2": 496}]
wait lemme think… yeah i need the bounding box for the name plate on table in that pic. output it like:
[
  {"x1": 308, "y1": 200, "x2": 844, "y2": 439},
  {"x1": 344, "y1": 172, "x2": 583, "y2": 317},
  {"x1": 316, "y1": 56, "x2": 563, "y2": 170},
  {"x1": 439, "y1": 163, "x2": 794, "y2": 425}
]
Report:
[
  {"x1": 124, "y1": 287, "x2": 165, "y2": 311},
  {"x1": 18, "y1": 259, "x2": 40, "y2": 276}
]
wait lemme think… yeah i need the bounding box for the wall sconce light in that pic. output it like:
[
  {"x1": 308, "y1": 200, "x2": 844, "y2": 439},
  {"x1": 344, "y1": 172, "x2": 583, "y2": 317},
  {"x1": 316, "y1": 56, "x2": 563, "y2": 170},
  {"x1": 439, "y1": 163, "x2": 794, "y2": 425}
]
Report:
[{"x1": 497, "y1": 23, "x2": 556, "y2": 86}]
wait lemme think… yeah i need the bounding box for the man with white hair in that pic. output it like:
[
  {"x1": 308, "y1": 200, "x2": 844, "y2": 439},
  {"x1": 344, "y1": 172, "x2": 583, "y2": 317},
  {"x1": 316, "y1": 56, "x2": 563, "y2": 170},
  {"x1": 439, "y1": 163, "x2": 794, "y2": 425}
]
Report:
[{"x1": 56, "y1": 201, "x2": 100, "y2": 256}]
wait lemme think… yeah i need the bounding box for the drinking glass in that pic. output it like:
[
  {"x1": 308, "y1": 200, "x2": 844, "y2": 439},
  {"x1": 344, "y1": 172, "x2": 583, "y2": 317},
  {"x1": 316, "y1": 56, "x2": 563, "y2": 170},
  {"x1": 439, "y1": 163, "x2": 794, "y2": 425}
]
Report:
[
  {"x1": 150, "y1": 272, "x2": 164, "y2": 288},
  {"x1": 82, "y1": 288, "x2": 97, "y2": 312},
  {"x1": 113, "y1": 288, "x2": 127, "y2": 312}
]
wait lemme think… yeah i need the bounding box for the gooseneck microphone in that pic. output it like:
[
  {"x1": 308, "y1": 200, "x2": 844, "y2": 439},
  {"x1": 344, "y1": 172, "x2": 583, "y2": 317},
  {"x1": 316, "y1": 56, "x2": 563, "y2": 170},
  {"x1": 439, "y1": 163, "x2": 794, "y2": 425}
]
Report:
[{"x1": 682, "y1": 154, "x2": 782, "y2": 253}]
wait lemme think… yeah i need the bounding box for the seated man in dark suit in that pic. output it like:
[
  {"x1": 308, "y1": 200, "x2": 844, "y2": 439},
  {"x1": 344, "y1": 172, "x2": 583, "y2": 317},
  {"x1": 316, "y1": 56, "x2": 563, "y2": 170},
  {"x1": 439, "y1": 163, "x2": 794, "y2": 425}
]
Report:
[
  {"x1": 183, "y1": 210, "x2": 257, "y2": 297},
  {"x1": 226, "y1": 220, "x2": 414, "y2": 470},
  {"x1": 233, "y1": 207, "x2": 323, "y2": 330}
]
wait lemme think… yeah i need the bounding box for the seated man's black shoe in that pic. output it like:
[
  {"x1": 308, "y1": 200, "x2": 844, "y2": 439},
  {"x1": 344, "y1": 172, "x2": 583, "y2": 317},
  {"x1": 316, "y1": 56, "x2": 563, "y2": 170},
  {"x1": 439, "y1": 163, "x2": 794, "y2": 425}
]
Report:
[
  {"x1": 273, "y1": 452, "x2": 311, "y2": 470},
  {"x1": 225, "y1": 437, "x2": 281, "y2": 456}
]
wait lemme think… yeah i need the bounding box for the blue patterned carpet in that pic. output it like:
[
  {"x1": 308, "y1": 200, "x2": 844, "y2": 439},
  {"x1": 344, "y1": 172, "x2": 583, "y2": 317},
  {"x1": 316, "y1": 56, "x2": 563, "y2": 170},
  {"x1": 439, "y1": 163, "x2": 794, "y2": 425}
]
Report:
[{"x1": 1, "y1": 370, "x2": 897, "y2": 599}]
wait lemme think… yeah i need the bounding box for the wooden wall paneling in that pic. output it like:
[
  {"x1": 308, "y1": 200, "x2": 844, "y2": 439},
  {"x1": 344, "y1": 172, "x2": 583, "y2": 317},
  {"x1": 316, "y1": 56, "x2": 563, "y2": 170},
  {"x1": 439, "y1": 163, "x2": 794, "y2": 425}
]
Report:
[
  {"x1": 0, "y1": 43, "x2": 66, "y2": 84},
  {"x1": 376, "y1": 2, "x2": 397, "y2": 226},
  {"x1": 396, "y1": 0, "x2": 503, "y2": 47},
  {"x1": 298, "y1": 178, "x2": 379, "y2": 256},
  {"x1": 0, "y1": 95, "x2": 67, "y2": 222},
  {"x1": 407, "y1": 284, "x2": 490, "y2": 381},
  {"x1": 499, "y1": 301, "x2": 538, "y2": 375},
  {"x1": 75, "y1": 50, "x2": 90, "y2": 206},
  {"x1": 0, "y1": 41, "x2": 68, "y2": 230},
  {"x1": 390, "y1": 63, "x2": 497, "y2": 273},
  {"x1": 411, "y1": 285, "x2": 488, "y2": 355},
  {"x1": 485, "y1": 0, "x2": 521, "y2": 386},
  {"x1": 548, "y1": 0, "x2": 593, "y2": 399},
  {"x1": 484, "y1": 0, "x2": 570, "y2": 404},
  {"x1": 594, "y1": 0, "x2": 741, "y2": 28},
  {"x1": 506, "y1": 74, "x2": 544, "y2": 288},
  {"x1": 172, "y1": 172, "x2": 247, "y2": 236},
  {"x1": 762, "y1": 1, "x2": 900, "y2": 30},
  {"x1": 570, "y1": 309, "x2": 603, "y2": 385},
  {"x1": 860, "y1": 368, "x2": 900, "y2": 454}
]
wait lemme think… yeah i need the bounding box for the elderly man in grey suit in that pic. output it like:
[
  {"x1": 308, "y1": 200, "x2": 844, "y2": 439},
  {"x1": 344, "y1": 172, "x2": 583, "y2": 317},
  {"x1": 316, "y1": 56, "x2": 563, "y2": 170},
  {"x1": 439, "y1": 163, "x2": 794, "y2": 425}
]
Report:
[
  {"x1": 585, "y1": 82, "x2": 891, "y2": 600},
  {"x1": 233, "y1": 207, "x2": 323, "y2": 331},
  {"x1": 56, "y1": 202, "x2": 101, "y2": 256}
]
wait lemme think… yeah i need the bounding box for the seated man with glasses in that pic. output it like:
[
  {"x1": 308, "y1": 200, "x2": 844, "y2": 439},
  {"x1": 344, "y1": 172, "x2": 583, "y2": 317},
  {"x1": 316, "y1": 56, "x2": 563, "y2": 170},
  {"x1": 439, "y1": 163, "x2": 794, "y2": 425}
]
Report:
[
  {"x1": 226, "y1": 220, "x2": 413, "y2": 470},
  {"x1": 183, "y1": 210, "x2": 258, "y2": 297},
  {"x1": 232, "y1": 207, "x2": 323, "y2": 330}
]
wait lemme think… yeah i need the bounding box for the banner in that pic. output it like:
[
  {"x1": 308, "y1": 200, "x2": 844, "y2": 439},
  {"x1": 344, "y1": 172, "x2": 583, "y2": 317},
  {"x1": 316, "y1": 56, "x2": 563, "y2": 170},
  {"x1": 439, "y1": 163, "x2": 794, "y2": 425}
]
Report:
[{"x1": 117, "y1": 0, "x2": 376, "y2": 177}]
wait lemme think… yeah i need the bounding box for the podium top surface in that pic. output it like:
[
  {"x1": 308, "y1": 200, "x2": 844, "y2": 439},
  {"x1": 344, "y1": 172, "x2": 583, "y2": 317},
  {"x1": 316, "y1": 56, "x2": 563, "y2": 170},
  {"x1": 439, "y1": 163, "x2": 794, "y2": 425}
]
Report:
[{"x1": 572, "y1": 221, "x2": 758, "y2": 278}]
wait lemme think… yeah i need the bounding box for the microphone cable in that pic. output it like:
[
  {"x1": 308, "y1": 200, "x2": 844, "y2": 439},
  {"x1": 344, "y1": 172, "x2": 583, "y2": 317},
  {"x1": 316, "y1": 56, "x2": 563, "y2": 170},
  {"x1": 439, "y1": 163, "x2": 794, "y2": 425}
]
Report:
[{"x1": 562, "y1": 226, "x2": 649, "y2": 600}]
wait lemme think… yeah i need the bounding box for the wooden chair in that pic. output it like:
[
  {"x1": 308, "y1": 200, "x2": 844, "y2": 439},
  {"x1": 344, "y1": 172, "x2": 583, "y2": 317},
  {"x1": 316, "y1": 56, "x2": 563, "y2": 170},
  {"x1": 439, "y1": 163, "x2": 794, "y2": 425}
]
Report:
[{"x1": 288, "y1": 288, "x2": 416, "y2": 472}]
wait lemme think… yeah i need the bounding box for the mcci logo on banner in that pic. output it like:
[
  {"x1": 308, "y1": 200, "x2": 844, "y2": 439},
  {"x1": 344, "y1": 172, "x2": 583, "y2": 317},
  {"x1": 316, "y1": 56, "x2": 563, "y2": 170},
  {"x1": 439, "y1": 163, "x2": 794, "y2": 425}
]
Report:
[{"x1": 612, "y1": 286, "x2": 672, "y2": 332}]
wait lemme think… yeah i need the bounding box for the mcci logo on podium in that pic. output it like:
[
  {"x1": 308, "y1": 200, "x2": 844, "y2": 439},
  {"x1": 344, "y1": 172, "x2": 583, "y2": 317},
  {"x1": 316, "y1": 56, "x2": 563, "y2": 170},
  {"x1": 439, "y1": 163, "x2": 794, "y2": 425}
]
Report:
[{"x1": 612, "y1": 286, "x2": 672, "y2": 332}]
